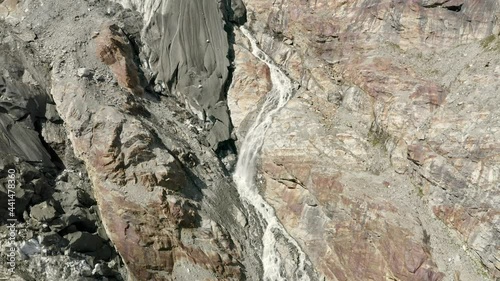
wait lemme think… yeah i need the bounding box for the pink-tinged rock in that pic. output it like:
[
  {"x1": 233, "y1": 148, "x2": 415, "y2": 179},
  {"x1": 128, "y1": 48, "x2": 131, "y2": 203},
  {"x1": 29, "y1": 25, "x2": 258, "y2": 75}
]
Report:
[
  {"x1": 50, "y1": 72, "x2": 243, "y2": 280},
  {"x1": 410, "y1": 84, "x2": 449, "y2": 107},
  {"x1": 95, "y1": 23, "x2": 144, "y2": 96},
  {"x1": 232, "y1": 0, "x2": 500, "y2": 278},
  {"x1": 228, "y1": 32, "x2": 272, "y2": 132},
  {"x1": 408, "y1": 144, "x2": 436, "y2": 166}
]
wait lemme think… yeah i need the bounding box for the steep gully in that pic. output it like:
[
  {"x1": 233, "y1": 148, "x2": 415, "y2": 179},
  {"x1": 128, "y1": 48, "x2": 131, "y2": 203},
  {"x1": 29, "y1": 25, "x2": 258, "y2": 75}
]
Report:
[{"x1": 233, "y1": 27, "x2": 317, "y2": 281}]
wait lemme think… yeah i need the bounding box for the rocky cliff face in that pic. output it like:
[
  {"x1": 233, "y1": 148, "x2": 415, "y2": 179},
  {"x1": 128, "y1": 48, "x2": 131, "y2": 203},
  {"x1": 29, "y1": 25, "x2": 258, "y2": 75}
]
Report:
[
  {"x1": 229, "y1": 0, "x2": 500, "y2": 280},
  {"x1": 0, "y1": 0, "x2": 499, "y2": 280}
]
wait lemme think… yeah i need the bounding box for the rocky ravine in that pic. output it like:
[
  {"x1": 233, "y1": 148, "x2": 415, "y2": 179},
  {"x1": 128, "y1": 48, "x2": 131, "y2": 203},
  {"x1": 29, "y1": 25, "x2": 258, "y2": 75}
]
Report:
[{"x1": 0, "y1": 0, "x2": 499, "y2": 281}]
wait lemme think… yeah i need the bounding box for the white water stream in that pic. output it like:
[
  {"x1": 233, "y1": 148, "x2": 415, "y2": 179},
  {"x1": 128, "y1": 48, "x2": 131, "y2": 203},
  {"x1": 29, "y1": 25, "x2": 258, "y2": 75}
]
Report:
[{"x1": 233, "y1": 27, "x2": 313, "y2": 281}]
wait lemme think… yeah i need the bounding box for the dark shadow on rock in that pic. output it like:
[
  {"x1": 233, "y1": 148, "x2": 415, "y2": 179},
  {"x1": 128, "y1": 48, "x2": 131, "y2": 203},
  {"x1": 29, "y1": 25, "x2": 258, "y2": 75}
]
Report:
[{"x1": 218, "y1": 0, "x2": 248, "y2": 158}]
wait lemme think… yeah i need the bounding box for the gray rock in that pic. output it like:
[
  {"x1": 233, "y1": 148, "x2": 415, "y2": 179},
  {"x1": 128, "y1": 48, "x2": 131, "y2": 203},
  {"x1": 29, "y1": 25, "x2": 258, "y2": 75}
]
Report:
[
  {"x1": 94, "y1": 244, "x2": 113, "y2": 261},
  {"x1": 76, "y1": 188, "x2": 96, "y2": 207},
  {"x1": 20, "y1": 238, "x2": 41, "y2": 257},
  {"x1": 38, "y1": 231, "x2": 63, "y2": 246},
  {"x1": 77, "y1": 68, "x2": 92, "y2": 78},
  {"x1": 52, "y1": 186, "x2": 79, "y2": 212},
  {"x1": 92, "y1": 262, "x2": 113, "y2": 276},
  {"x1": 221, "y1": 153, "x2": 237, "y2": 171},
  {"x1": 13, "y1": 185, "x2": 34, "y2": 218},
  {"x1": 17, "y1": 30, "x2": 37, "y2": 42},
  {"x1": 51, "y1": 210, "x2": 96, "y2": 233},
  {"x1": 228, "y1": 0, "x2": 247, "y2": 24},
  {"x1": 0, "y1": 74, "x2": 55, "y2": 166},
  {"x1": 81, "y1": 265, "x2": 94, "y2": 277},
  {"x1": 64, "y1": 231, "x2": 104, "y2": 253},
  {"x1": 0, "y1": 114, "x2": 54, "y2": 165},
  {"x1": 44, "y1": 103, "x2": 61, "y2": 122},
  {"x1": 96, "y1": 226, "x2": 109, "y2": 241},
  {"x1": 0, "y1": 76, "x2": 50, "y2": 119},
  {"x1": 30, "y1": 201, "x2": 58, "y2": 222},
  {"x1": 41, "y1": 120, "x2": 66, "y2": 149}
]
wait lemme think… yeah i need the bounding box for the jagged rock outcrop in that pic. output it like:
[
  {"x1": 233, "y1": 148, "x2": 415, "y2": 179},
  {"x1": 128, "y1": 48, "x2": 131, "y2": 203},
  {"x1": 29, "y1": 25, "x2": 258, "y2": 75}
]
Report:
[
  {"x1": 1, "y1": 0, "x2": 264, "y2": 280},
  {"x1": 0, "y1": 20, "x2": 124, "y2": 280},
  {"x1": 50, "y1": 73, "x2": 246, "y2": 280},
  {"x1": 228, "y1": 0, "x2": 500, "y2": 280},
  {"x1": 95, "y1": 23, "x2": 144, "y2": 96},
  {"x1": 0, "y1": 76, "x2": 53, "y2": 166},
  {"x1": 227, "y1": 34, "x2": 271, "y2": 130}
]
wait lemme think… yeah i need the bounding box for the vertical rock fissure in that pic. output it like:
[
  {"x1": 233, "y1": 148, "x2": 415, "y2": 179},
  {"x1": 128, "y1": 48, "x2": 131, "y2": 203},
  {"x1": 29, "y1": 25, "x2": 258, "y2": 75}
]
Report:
[{"x1": 233, "y1": 26, "x2": 317, "y2": 281}]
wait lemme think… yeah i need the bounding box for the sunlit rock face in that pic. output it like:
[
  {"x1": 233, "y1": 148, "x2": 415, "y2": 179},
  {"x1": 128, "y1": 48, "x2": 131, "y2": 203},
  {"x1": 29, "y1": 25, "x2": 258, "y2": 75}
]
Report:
[{"x1": 228, "y1": 0, "x2": 500, "y2": 280}]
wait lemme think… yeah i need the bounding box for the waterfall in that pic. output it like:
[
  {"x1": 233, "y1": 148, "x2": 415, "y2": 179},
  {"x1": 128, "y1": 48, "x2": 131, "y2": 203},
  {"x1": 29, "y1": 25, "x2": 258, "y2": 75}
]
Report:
[{"x1": 233, "y1": 26, "x2": 315, "y2": 281}]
